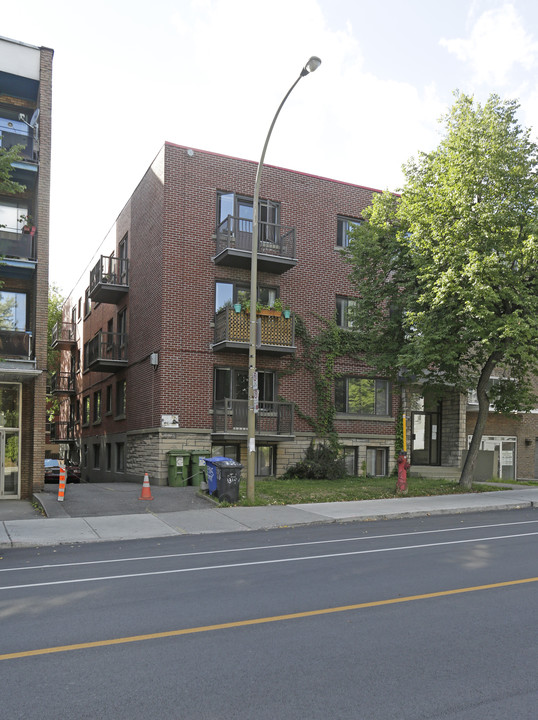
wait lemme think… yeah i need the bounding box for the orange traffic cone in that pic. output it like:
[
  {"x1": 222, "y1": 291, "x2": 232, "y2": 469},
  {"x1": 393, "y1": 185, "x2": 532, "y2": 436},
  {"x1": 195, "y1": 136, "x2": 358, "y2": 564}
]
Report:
[{"x1": 139, "y1": 472, "x2": 154, "y2": 500}]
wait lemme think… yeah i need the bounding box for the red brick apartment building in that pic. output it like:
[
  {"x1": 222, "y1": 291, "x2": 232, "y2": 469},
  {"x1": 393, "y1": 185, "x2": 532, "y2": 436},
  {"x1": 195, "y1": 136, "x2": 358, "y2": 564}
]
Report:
[
  {"x1": 0, "y1": 36, "x2": 52, "y2": 499},
  {"x1": 52, "y1": 143, "x2": 538, "y2": 485},
  {"x1": 52, "y1": 143, "x2": 400, "y2": 484}
]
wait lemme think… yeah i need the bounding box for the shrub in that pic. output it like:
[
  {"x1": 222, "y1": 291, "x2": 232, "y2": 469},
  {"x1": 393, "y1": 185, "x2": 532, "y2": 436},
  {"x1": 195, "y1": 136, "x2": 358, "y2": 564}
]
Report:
[{"x1": 282, "y1": 441, "x2": 347, "y2": 481}]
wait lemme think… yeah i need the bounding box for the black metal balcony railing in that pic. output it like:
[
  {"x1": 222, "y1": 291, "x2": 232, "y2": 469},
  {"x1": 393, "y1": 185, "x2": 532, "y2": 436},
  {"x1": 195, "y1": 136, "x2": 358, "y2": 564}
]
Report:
[
  {"x1": 0, "y1": 231, "x2": 36, "y2": 260},
  {"x1": 89, "y1": 256, "x2": 129, "y2": 304},
  {"x1": 214, "y1": 215, "x2": 297, "y2": 272},
  {"x1": 213, "y1": 399, "x2": 294, "y2": 436},
  {"x1": 50, "y1": 421, "x2": 77, "y2": 443},
  {"x1": 213, "y1": 307, "x2": 295, "y2": 354},
  {"x1": 0, "y1": 329, "x2": 32, "y2": 359},
  {"x1": 87, "y1": 331, "x2": 127, "y2": 372},
  {"x1": 50, "y1": 372, "x2": 76, "y2": 394},
  {"x1": 51, "y1": 322, "x2": 76, "y2": 348}
]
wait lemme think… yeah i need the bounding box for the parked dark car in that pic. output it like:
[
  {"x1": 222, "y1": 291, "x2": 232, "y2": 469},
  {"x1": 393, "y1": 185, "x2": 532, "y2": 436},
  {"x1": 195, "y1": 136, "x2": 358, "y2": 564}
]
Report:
[{"x1": 44, "y1": 459, "x2": 81, "y2": 483}]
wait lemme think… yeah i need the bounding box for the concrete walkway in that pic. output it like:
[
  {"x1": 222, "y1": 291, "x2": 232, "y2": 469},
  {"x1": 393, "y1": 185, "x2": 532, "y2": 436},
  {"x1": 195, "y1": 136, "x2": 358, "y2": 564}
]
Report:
[{"x1": 1, "y1": 482, "x2": 538, "y2": 548}]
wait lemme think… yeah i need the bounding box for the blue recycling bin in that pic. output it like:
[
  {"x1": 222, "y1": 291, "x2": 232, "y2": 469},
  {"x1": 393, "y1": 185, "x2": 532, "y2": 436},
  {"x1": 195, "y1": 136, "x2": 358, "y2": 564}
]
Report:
[{"x1": 204, "y1": 457, "x2": 243, "y2": 502}]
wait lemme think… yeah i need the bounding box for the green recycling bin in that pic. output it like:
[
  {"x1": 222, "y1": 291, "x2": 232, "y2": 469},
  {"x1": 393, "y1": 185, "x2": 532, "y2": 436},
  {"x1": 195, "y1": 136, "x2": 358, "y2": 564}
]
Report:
[
  {"x1": 190, "y1": 451, "x2": 209, "y2": 487},
  {"x1": 168, "y1": 450, "x2": 191, "y2": 486}
]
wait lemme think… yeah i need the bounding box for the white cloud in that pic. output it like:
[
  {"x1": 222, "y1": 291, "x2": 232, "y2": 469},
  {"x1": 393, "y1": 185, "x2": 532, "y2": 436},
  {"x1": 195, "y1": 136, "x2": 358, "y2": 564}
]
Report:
[{"x1": 440, "y1": 3, "x2": 538, "y2": 86}]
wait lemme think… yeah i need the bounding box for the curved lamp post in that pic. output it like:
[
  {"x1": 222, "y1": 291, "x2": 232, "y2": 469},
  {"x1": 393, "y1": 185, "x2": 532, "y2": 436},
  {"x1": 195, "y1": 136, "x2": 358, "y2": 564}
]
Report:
[{"x1": 247, "y1": 56, "x2": 322, "y2": 501}]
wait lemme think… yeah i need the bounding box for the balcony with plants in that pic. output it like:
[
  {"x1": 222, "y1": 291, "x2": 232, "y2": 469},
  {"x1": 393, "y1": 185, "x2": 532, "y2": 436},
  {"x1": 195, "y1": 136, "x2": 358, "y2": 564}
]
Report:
[
  {"x1": 212, "y1": 297, "x2": 295, "y2": 355},
  {"x1": 89, "y1": 255, "x2": 129, "y2": 304}
]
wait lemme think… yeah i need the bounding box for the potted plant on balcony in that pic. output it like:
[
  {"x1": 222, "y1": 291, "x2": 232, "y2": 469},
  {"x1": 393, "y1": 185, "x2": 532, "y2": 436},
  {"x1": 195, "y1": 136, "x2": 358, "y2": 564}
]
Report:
[
  {"x1": 272, "y1": 298, "x2": 291, "y2": 318},
  {"x1": 19, "y1": 214, "x2": 36, "y2": 236}
]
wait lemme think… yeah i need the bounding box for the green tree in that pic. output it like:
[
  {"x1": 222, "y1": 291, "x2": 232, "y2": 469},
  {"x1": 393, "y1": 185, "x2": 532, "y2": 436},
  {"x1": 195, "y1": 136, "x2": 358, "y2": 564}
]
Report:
[
  {"x1": 48, "y1": 284, "x2": 64, "y2": 374},
  {"x1": 346, "y1": 93, "x2": 538, "y2": 489},
  {"x1": 0, "y1": 145, "x2": 26, "y2": 195}
]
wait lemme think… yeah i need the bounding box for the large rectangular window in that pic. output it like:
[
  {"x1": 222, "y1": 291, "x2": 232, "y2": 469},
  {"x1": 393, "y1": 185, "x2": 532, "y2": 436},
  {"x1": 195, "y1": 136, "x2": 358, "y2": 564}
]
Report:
[
  {"x1": 93, "y1": 390, "x2": 101, "y2": 423},
  {"x1": 215, "y1": 282, "x2": 277, "y2": 312},
  {"x1": 337, "y1": 216, "x2": 361, "y2": 248},
  {"x1": 366, "y1": 447, "x2": 388, "y2": 476},
  {"x1": 335, "y1": 378, "x2": 391, "y2": 416},
  {"x1": 0, "y1": 292, "x2": 27, "y2": 331},
  {"x1": 214, "y1": 368, "x2": 275, "y2": 402},
  {"x1": 83, "y1": 396, "x2": 90, "y2": 425}
]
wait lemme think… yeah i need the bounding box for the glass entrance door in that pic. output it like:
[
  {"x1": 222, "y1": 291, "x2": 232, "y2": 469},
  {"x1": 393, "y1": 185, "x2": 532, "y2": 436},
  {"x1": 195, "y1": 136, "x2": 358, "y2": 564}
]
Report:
[
  {"x1": 0, "y1": 384, "x2": 21, "y2": 497},
  {"x1": 411, "y1": 411, "x2": 440, "y2": 465}
]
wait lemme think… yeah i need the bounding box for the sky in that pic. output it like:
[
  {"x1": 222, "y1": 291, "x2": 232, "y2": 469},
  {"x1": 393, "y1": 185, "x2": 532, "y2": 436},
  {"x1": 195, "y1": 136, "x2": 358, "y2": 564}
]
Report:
[{"x1": 3, "y1": 0, "x2": 538, "y2": 296}]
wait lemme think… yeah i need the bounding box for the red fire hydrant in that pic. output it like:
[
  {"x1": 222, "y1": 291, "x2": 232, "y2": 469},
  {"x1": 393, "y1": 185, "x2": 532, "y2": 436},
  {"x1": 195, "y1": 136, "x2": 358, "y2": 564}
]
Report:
[{"x1": 396, "y1": 451, "x2": 410, "y2": 494}]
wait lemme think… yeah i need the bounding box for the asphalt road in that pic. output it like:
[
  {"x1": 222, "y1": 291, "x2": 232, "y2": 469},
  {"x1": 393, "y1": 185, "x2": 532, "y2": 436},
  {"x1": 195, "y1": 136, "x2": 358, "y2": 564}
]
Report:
[{"x1": 2, "y1": 509, "x2": 538, "y2": 719}]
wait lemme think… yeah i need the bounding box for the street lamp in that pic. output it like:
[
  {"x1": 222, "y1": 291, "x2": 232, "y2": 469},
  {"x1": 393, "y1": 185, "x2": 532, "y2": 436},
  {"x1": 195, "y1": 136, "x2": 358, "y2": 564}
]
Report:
[{"x1": 246, "y1": 56, "x2": 322, "y2": 502}]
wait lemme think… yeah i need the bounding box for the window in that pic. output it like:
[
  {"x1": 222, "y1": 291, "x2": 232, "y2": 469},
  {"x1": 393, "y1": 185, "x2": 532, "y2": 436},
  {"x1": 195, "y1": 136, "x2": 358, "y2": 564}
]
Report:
[
  {"x1": 93, "y1": 390, "x2": 101, "y2": 423},
  {"x1": 217, "y1": 193, "x2": 279, "y2": 230},
  {"x1": 337, "y1": 216, "x2": 361, "y2": 248},
  {"x1": 116, "y1": 442, "x2": 125, "y2": 472},
  {"x1": 71, "y1": 306, "x2": 77, "y2": 327},
  {"x1": 366, "y1": 447, "x2": 388, "y2": 476},
  {"x1": 215, "y1": 282, "x2": 277, "y2": 312},
  {"x1": 106, "y1": 443, "x2": 112, "y2": 471},
  {"x1": 0, "y1": 199, "x2": 28, "y2": 233},
  {"x1": 0, "y1": 291, "x2": 27, "y2": 331},
  {"x1": 116, "y1": 379, "x2": 126, "y2": 417},
  {"x1": 93, "y1": 444, "x2": 100, "y2": 470},
  {"x1": 336, "y1": 296, "x2": 357, "y2": 328},
  {"x1": 211, "y1": 444, "x2": 240, "y2": 461},
  {"x1": 83, "y1": 444, "x2": 88, "y2": 468},
  {"x1": 256, "y1": 445, "x2": 275, "y2": 476},
  {"x1": 84, "y1": 288, "x2": 91, "y2": 317},
  {"x1": 83, "y1": 396, "x2": 90, "y2": 425},
  {"x1": 117, "y1": 309, "x2": 127, "y2": 355},
  {"x1": 78, "y1": 298, "x2": 81, "y2": 320},
  {"x1": 342, "y1": 447, "x2": 358, "y2": 475},
  {"x1": 119, "y1": 234, "x2": 128, "y2": 284},
  {"x1": 467, "y1": 377, "x2": 503, "y2": 410},
  {"x1": 214, "y1": 368, "x2": 275, "y2": 403},
  {"x1": 106, "y1": 385, "x2": 112, "y2": 414},
  {"x1": 335, "y1": 378, "x2": 391, "y2": 416}
]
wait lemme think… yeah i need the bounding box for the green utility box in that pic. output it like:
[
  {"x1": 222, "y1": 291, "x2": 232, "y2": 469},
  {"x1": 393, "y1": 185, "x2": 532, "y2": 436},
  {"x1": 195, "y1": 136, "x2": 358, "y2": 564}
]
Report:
[
  {"x1": 167, "y1": 450, "x2": 191, "y2": 487},
  {"x1": 190, "y1": 451, "x2": 209, "y2": 487}
]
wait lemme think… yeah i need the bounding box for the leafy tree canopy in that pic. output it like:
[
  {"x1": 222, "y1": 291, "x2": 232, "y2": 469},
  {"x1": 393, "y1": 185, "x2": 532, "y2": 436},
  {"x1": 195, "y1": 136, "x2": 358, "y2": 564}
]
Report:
[
  {"x1": 0, "y1": 145, "x2": 26, "y2": 195},
  {"x1": 48, "y1": 285, "x2": 65, "y2": 373},
  {"x1": 346, "y1": 92, "x2": 538, "y2": 487}
]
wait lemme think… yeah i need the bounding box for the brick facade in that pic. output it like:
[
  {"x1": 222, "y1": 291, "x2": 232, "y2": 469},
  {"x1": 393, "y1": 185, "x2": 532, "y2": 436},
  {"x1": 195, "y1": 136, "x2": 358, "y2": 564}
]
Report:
[
  {"x1": 57, "y1": 144, "x2": 400, "y2": 484},
  {"x1": 0, "y1": 39, "x2": 53, "y2": 499}
]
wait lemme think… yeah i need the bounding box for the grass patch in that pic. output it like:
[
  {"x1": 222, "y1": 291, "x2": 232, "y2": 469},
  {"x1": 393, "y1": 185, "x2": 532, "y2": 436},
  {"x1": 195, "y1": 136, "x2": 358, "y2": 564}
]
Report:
[{"x1": 232, "y1": 475, "x2": 506, "y2": 506}]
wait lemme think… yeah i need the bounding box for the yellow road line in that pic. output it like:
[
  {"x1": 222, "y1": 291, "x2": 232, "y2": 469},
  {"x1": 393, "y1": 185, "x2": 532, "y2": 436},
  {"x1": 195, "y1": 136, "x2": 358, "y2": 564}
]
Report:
[{"x1": 2, "y1": 575, "x2": 537, "y2": 661}]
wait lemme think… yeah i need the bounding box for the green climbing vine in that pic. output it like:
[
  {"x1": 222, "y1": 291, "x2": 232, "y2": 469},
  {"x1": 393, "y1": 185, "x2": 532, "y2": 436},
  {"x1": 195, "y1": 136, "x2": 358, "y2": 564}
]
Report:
[{"x1": 280, "y1": 314, "x2": 365, "y2": 443}]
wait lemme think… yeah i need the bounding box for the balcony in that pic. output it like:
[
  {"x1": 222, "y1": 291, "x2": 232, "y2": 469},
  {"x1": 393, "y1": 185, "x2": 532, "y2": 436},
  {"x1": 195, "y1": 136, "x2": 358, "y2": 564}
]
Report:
[
  {"x1": 0, "y1": 116, "x2": 38, "y2": 188},
  {"x1": 0, "y1": 229, "x2": 37, "y2": 277},
  {"x1": 50, "y1": 373, "x2": 76, "y2": 395},
  {"x1": 50, "y1": 421, "x2": 77, "y2": 444},
  {"x1": 51, "y1": 322, "x2": 76, "y2": 349},
  {"x1": 0, "y1": 330, "x2": 39, "y2": 382},
  {"x1": 87, "y1": 331, "x2": 128, "y2": 373},
  {"x1": 212, "y1": 399, "x2": 294, "y2": 441},
  {"x1": 89, "y1": 256, "x2": 129, "y2": 304},
  {"x1": 214, "y1": 216, "x2": 297, "y2": 273},
  {"x1": 212, "y1": 307, "x2": 295, "y2": 355}
]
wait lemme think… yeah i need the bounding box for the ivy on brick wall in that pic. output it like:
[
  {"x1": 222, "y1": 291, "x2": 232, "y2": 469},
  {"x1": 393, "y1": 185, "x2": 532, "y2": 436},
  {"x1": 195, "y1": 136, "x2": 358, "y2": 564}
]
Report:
[{"x1": 280, "y1": 314, "x2": 364, "y2": 440}]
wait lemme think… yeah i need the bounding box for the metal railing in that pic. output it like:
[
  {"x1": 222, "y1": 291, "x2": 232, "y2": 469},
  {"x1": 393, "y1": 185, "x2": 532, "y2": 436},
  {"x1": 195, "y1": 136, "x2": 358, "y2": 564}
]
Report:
[
  {"x1": 51, "y1": 322, "x2": 76, "y2": 346},
  {"x1": 213, "y1": 399, "x2": 294, "y2": 435},
  {"x1": 50, "y1": 421, "x2": 77, "y2": 443},
  {"x1": 89, "y1": 255, "x2": 129, "y2": 291},
  {"x1": 50, "y1": 372, "x2": 76, "y2": 394},
  {"x1": 87, "y1": 331, "x2": 127, "y2": 366},
  {"x1": 215, "y1": 215, "x2": 296, "y2": 259}
]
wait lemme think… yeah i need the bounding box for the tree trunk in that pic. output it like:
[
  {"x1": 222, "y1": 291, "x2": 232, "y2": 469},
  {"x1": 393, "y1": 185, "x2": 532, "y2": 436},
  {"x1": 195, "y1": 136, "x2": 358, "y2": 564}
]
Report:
[{"x1": 459, "y1": 353, "x2": 501, "y2": 489}]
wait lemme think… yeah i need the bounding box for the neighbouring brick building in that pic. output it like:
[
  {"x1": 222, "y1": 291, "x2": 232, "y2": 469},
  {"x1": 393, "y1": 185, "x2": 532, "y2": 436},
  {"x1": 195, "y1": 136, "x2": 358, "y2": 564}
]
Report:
[
  {"x1": 51, "y1": 143, "x2": 538, "y2": 485},
  {"x1": 0, "y1": 36, "x2": 53, "y2": 499}
]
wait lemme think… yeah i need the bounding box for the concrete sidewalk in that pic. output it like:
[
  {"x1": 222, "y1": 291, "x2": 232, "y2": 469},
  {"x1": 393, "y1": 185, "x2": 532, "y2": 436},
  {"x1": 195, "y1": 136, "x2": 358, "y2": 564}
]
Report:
[{"x1": 1, "y1": 482, "x2": 538, "y2": 548}]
